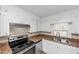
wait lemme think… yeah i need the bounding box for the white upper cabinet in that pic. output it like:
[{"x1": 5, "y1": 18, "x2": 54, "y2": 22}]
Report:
[
  {"x1": 0, "y1": 5, "x2": 39, "y2": 36},
  {"x1": 0, "y1": 6, "x2": 9, "y2": 36},
  {"x1": 7, "y1": 6, "x2": 39, "y2": 32}
]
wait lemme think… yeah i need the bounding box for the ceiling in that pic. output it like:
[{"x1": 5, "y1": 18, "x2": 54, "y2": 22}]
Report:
[{"x1": 19, "y1": 5, "x2": 79, "y2": 17}]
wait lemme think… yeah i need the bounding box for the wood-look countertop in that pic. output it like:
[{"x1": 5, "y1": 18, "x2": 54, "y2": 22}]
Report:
[
  {"x1": 0, "y1": 37, "x2": 12, "y2": 54},
  {"x1": 0, "y1": 42, "x2": 12, "y2": 54},
  {"x1": 29, "y1": 34, "x2": 52, "y2": 42},
  {"x1": 29, "y1": 34, "x2": 79, "y2": 48},
  {"x1": 0, "y1": 33, "x2": 79, "y2": 54}
]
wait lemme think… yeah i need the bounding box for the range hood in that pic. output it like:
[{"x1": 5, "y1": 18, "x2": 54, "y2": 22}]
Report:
[{"x1": 9, "y1": 23, "x2": 30, "y2": 36}]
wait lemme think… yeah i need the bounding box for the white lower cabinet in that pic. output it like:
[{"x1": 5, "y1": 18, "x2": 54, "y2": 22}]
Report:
[
  {"x1": 42, "y1": 39, "x2": 59, "y2": 54},
  {"x1": 42, "y1": 39, "x2": 79, "y2": 54},
  {"x1": 35, "y1": 41, "x2": 42, "y2": 54}
]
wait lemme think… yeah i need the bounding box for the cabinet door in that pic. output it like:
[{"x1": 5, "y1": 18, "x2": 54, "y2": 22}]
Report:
[
  {"x1": 42, "y1": 39, "x2": 59, "y2": 54},
  {"x1": 0, "y1": 6, "x2": 9, "y2": 36},
  {"x1": 0, "y1": 13, "x2": 9, "y2": 36},
  {"x1": 0, "y1": 13, "x2": 1, "y2": 35},
  {"x1": 58, "y1": 43, "x2": 79, "y2": 54},
  {"x1": 35, "y1": 41, "x2": 42, "y2": 54},
  {"x1": 42, "y1": 39, "x2": 79, "y2": 54}
]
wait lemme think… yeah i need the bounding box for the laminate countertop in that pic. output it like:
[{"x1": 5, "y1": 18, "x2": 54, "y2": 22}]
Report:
[
  {"x1": 29, "y1": 34, "x2": 79, "y2": 48},
  {"x1": 0, "y1": 37, "x2": 12, "y2": 54},
  {"x1": 0, "y1": 33, "x2": 79, "y2": 54},
  {"x1": 29, "y1": 34, "x2": 52, "y2": 42}
]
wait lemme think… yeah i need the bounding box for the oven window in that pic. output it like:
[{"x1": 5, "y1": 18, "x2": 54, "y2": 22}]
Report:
[{"x1": 23, "y1": 46, "x2": 35, "y2": 54}]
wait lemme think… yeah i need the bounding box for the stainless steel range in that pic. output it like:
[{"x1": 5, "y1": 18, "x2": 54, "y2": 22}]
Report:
[{"x1": 8, "y1": 35, "x2": 35, "y2": 54}]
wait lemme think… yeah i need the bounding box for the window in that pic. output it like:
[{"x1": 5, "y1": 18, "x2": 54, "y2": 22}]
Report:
[
  {"x1": 54, "y1": 23, "x2": 69, "y2": 30},
  {"x1": 50, "y1": 22, "x2": 69, "y2": 37}
]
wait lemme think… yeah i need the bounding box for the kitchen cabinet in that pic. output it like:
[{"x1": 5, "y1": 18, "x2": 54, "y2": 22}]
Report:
[
  {"x1": 42, "y1": 39, "x2": 79, "y2": 54},
  {"x1": 42, "y1": 39, "x2": 59, "y2": 54},
  {"x1": 7, "y1": 6, "x2": 39, "y2": 32},
  {"x1": 35, "y1": 41, "x2": 42, "y2": 54},
  {"x1": 0, "y1": 6, "x2": 9, "y2": 36}
]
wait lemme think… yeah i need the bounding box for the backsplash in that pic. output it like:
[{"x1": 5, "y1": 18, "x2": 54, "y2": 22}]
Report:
[
  {"x1": 10, "y1": 23, "x2": 30, "y2": 36},
  {"x1": 0, "y1": 36, "x2": 8, "y2": 42}
]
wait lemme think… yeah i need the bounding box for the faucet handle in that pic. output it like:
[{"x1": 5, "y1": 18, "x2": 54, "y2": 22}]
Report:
[{"x1": 56, "y1": 32, "x2": 60, "y2": 37}]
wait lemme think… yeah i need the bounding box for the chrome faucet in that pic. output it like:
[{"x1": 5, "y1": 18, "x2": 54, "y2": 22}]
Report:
[{"x1": 56, "y1": 32, "x2": 61, "y2": 42}]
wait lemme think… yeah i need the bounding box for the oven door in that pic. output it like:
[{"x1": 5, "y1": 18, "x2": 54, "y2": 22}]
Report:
[{"x1": 23, "y1": 46, "x2": 35, "y2": 54}]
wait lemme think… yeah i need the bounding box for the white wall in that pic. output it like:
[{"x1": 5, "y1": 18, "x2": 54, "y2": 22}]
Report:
[
  {"x1": 38, "y1": 8, "x2": 79, "y2": 35},
  {"x1": 7, "y1": 5, "x2": 40, "y2": 32},
  {"x1": 3, "y1": 5, "x2": 79, "y2": 34}
]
